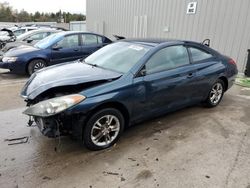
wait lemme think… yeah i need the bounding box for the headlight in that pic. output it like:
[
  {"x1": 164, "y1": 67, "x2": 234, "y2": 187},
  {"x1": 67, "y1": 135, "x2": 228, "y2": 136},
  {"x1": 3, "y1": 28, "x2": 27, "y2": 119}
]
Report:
[
  {"x1": 23, "y1": 94, "x2": 86, "y2": 117},
  {"x1": 2, "y1": 56, "x2": 18, "y2": 63}
]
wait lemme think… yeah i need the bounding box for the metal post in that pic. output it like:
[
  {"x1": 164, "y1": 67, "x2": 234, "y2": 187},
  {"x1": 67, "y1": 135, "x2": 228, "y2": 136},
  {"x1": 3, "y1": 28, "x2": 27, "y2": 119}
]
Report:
[{"x1": 245, "y1": 49, "x2": 250, "y2": 77}]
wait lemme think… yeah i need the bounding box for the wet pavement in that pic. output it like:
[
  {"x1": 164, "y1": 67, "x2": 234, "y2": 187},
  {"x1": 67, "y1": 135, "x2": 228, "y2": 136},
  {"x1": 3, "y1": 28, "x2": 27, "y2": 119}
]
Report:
[{"x1": 0, "y1": 72, "x2": 250, "y2": 188}]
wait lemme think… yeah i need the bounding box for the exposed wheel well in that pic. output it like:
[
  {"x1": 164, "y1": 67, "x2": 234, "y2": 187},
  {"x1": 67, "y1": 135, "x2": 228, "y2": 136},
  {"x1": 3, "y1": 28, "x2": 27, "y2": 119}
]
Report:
[
  {"x1": 85, "y1": 102, "x2": 130, "y2": 128},
  {"x1": 25, "y1": 58, "x2": 47, "y2": 74},
  {"x1": 218, "y1": 76, "x2": 228, "y2": 91}
]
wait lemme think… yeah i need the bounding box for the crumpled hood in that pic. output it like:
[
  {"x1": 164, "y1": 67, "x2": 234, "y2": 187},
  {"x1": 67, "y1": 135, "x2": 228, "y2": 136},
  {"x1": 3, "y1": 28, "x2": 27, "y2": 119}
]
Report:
[{"x1": 21, "y1": 61, "x2": 122, "y2": 100}]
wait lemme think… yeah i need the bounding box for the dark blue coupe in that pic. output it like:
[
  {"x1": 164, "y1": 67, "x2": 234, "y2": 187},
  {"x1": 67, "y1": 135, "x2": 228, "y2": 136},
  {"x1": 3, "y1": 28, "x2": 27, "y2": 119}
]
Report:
[
  {"x1": 21, "y1": 39, "x2": 238, "y2": 150},
  {"x1": 0, "y1": 31, "x2": 112, "y2": 75}
]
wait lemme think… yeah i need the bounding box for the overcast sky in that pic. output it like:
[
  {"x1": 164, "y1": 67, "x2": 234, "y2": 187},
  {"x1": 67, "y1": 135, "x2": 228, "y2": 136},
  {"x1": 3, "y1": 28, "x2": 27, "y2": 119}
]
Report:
[{"x1": 0, "y1": 0, "x2": 86, "y2": 14}]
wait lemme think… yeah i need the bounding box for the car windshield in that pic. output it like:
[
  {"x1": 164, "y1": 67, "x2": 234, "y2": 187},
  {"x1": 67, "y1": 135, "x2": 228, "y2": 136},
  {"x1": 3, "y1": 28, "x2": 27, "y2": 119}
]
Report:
[
  {"x1": 84, "y1": 42, "x2": 151, "y2": 74},
  {"x1": 34, "y1": 33, "x2": 63, "y2": 49}
]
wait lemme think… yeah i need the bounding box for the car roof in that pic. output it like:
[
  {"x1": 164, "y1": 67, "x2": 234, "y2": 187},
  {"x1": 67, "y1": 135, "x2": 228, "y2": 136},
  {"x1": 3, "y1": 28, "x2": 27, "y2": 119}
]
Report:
[
  {"x1": 17, "y1": 29, "x2": 60, "y2": 40},
  {"x1": 121, "y1": 38, "x2": 220, "y2": 56},
  {"x1": 122, "y1": 38, "x2": 203, "y2": 47},
  {"x1": 56, "y1": 31, "x2": 107, "y2": 37},
  {"x1": 15, "y1": 26, "x2": 38, "y2": 30},
  {"x1": 25, "y1": 29, "x2": 60, "y2": 34}
]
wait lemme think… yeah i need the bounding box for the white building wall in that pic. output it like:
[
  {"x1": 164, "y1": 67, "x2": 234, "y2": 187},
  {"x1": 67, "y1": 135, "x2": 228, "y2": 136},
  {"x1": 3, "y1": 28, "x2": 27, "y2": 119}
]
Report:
[
  {"x1": 86, "y1": 0, "x2": 250, "y2": 72},
  {"x1": 70, "y1": 21, "x2": 87, "y2": 31}
]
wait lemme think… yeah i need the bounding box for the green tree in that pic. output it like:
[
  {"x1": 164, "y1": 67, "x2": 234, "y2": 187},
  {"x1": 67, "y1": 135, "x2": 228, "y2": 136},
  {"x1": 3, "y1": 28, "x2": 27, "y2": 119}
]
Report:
[
  {"x1": 0, "y1": 2, "x2": 86, "y2": 23},
  {"x1": 18, "y1": 10, "x2": 31, "y2": 22}
]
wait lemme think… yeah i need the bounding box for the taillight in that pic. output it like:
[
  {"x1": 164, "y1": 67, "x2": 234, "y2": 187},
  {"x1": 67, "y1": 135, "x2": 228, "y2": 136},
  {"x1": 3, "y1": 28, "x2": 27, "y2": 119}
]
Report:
[{"x1": 229, "y1": 59, "x2": 236, "y2": 65}]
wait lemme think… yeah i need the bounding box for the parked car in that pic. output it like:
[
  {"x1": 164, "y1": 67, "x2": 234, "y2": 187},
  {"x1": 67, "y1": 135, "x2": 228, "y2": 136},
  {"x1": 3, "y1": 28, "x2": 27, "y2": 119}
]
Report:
[
  {"x1": 0, "y1": 26, "x2": 50, "y2": 50},
  {"x1": 0, "y1": 29, "x2": 61, "y2": 54},
  {"x1": 0, "y1": 28, "x2": 16, "y2": 49},
  {"x1": 9, "y1": 25, "x2": 66, "y2": 36},
  {"x1": 0, "y1": 31, "x2": 112, "y2": 75},
  {"x1": 11, "y1": 26, "x2": 40, "y2": 36},
  {"x1": 21, "y1": 39, "x2": 238, "y2": 150}
]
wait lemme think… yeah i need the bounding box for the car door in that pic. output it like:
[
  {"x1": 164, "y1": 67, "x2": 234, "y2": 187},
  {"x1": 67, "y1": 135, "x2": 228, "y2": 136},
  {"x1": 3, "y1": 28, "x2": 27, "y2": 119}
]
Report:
[
  {"x1": 50, "y1": 34, "x2": 82, "y2": 64},
  {"x1": 187, "y1": 45, "x2": 218, "y2": 100},
  {"x1": 136, "y1": 45, "x2": 199, "y2": 117},
  {"x1": 80, "y1": 34, "x2": 106, "y2": 58}
]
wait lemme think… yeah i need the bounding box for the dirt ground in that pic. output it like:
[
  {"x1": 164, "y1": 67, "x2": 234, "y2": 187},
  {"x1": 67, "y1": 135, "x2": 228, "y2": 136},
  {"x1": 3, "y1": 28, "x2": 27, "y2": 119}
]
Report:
[{"x1": 0, "y1": 70, "x2": 250, "y2": 188}]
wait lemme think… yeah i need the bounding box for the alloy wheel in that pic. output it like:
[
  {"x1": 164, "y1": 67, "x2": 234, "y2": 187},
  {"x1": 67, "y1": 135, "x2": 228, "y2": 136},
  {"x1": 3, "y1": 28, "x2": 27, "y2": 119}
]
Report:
[
  {"x1": 209, "y1": 82, "x2": 223, "y2": 105},
  {"x1": 90, "y1": 115, "x2": 120, "y2": 147},
  {"x1": 34, "y1": 61, "x2": 46, "y2": 72}
]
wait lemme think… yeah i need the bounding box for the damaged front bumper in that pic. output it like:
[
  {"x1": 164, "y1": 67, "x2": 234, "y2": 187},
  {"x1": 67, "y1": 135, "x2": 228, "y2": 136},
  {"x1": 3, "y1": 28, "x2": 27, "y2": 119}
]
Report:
[
  {"x1": 23, "y1": 94, "x2": 87, "y2": 139},
  {"x1": 29, "y1": 113, "x2": 85, "y2": 139},
  {"x1": 34, "y1": 117, "x2": 59, "y2": 138}
]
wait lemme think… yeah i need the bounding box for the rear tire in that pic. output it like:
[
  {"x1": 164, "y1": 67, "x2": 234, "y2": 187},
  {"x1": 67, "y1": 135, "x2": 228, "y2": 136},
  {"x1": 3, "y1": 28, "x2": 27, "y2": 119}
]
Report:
[
  {"x1": 83, "y1": 108, "x2": 124, "y2": 151},
  {"x1": 204, "y1": 79, "x2": 225, "y2": 108},
  {"x1": 27, "y1": 59, "x2": 46, "y2": 76}
]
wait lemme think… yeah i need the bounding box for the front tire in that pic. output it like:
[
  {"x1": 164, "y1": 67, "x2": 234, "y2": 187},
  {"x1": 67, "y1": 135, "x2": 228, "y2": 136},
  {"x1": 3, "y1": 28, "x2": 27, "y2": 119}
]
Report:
[
  {"x1": 205, "y1": 79, "x2": 225, "y2": 107},
  {"x1": 27, "y1": 59, "x2": 46, "y2": 76},
  {"x1": 83, "y1": 108, "x2": 125, "y2": 151}
]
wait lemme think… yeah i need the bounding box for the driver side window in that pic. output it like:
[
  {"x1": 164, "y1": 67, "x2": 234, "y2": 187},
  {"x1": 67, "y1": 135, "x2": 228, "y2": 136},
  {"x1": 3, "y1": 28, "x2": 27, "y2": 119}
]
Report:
[
  {"x1": 57, "y1": 35, "x2": 79, "y2": 49},
  {"x1": 145, "y1": 45, "x2": 190, "y2": 74}
]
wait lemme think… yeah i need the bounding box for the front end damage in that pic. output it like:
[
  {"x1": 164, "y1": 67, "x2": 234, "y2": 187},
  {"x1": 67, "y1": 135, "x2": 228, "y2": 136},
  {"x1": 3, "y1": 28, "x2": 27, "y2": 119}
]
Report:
[
  {"x1": 22, "y1": 79, "x2": 119, "y2": 138},
  {"x1": 23, "y1": 93, "x2": 87, "y2": 138},
  {"x1": 31, "y1": 113, "x2": 85, "y2": 139},
  {"x1": 20, "y1": 61, "x2": 122, "y2": 138}
]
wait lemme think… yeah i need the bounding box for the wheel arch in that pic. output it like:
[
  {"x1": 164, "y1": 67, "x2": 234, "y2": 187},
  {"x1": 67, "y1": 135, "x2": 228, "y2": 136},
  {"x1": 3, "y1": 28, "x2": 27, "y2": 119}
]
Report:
[
  {"x1": 218, "y1": 76, "x2": 228, "y2": 91},
  {"x1": 25, "y1": 57, "x2": 48, "y2": 74},
  {"x1": 85, "y1": 101, "x2": 130, "y2": 128}
]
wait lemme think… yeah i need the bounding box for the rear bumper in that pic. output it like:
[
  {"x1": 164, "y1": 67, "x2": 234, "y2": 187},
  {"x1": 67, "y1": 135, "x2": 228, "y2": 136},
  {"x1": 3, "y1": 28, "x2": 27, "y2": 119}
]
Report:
[{"x1": 227, "y1": 74, "x2": 237, "y2": 90}]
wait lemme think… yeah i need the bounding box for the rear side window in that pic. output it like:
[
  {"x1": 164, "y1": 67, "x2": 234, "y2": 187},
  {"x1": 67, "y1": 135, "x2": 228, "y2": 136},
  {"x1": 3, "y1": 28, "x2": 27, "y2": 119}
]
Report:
[
  {"x1": 146, "y1": 45, "x2": 190, "y2": 74},
  {"x1": 82, "y1": 34, "x2": 98, "y2": 45},
  {"x1": 97, "y1": 36, "x2": 103, "y2": 44},
  {"x1": 189, "y1": 47, "x2": 213, "y2": 62}
]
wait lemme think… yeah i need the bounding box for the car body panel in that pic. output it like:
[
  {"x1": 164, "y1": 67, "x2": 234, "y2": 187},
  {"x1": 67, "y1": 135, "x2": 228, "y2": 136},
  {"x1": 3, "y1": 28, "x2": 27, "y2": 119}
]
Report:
[{"x1": 50, "y1": 45, "x2": 83, "y2": 64}]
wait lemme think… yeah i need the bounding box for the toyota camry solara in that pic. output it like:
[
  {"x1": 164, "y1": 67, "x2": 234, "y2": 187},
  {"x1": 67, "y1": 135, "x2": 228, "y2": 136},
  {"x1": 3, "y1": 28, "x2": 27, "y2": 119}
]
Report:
[{"x1": 21, "y1": 39, "x2": 238, "y2": 150}]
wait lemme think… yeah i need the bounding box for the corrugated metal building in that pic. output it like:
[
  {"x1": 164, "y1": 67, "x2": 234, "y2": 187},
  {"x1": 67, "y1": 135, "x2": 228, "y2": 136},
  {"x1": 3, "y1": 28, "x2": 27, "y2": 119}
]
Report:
[{"x1": 86, "y1": 0, "x2": 250, "y2": 72}]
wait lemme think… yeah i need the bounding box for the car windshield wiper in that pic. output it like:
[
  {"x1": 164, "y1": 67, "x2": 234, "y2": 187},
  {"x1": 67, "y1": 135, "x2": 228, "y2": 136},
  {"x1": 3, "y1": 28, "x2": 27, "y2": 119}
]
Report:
[
  {"x1": 81, "y1": 59, "x2": 124, "y2": 74},
  {"x1": 81, "y1": 60, "x2": 99, "y2": 68}
]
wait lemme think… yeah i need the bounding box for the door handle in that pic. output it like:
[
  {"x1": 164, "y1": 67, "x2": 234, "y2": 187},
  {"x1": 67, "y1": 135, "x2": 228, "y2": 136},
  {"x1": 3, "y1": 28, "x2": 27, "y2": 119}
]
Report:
[
  {"x1": 74, "y1": 49, "x2": 79, "y2": 52},
  {"x1": 187, "y1": 73, "x2": 194, "y2": 78}
]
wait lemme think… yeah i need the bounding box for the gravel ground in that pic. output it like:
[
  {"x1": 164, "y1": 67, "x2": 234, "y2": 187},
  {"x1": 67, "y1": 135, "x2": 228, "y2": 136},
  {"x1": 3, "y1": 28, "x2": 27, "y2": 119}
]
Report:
[{"x1": 0, "y1": 72, "x2": 250, "y2": 188}]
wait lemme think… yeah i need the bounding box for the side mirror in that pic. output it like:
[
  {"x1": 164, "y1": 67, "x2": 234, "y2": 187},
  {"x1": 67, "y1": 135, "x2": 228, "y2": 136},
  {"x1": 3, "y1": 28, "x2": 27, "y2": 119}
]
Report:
[
  {"x1": 26, "y1": 39, "x2": 33, "y2": 43},
  {"x1": 139, "y1": 68, "x2": 146, "y2": 77}
]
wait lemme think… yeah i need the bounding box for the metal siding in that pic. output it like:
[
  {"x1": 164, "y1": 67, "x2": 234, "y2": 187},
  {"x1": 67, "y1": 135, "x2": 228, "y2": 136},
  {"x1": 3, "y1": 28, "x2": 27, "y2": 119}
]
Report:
[{"x1": 86, "y1": 0, "x2": 250, "y2": 71}]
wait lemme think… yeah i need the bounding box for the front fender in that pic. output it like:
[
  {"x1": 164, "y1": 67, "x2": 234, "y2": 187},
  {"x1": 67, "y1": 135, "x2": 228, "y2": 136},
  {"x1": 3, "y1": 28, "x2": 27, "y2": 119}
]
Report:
[{"x1": 65, "y1": 91, "x2": 133, "y2": 117}]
